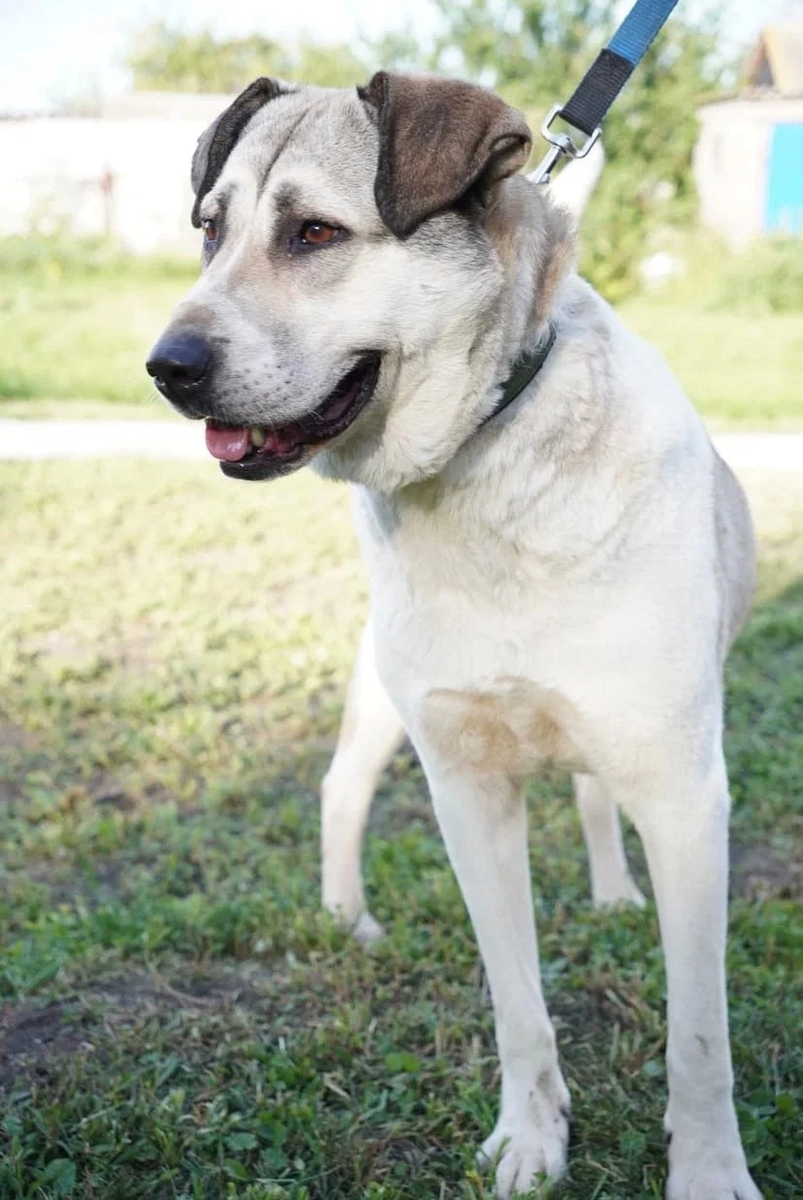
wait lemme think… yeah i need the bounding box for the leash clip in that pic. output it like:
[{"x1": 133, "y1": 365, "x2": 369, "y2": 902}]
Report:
[{"x1": 531, "y1": 104, "x2": 602, "y2": 184}]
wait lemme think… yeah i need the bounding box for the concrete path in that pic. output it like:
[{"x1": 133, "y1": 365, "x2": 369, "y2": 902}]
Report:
[
  {"x1": 0, "y1": 419, "x2": 801, "y2": 472},
  {"x1": 0, "y1": 419, "x2": 204, "y2": 461}
]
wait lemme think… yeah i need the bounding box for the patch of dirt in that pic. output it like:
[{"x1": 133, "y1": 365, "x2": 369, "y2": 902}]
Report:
[
  {"x1": 88, "y1": 964, "x2": 277, "y2": 1012},
  {"x1": 0, "y1": 721, "x2": 39, "y2": 753},
  {"x1": 730, "y1": 842, "x2": 801, "y2": 902},
  {"x1": 351, "y1": 1127, "x2": 432, "y2": 1176},
  {"x1": 553, "y1": 982, "x2": 641, "y2": 1046},
  {"x1": 0, "y1": 1001, "x2": 91, "y2": 1092},
  {"x1": 24, "y1": 855, "x2": 129, "y2": 908},
  {"x1": 0, "y1": 721, "x2": 40, "y2": 807},
  {"x1": 86, "y1": 773, "x2": 139, "y2": 812},
  {"x1": 0, "y1": 964, "x2": 278, "y2": 1094},
  {"x1": 23, "y1": 627, "x2": 158, "y2": 676},
  {"x1": 109, "y1": 629, "x2": 159, "y2": 674}
]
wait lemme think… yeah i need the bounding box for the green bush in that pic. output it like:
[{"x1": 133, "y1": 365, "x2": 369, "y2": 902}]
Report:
[
  {"x1": 708, "y1": 238, "x2": 803, "y2": 314},
  {"x1": 652, "y1": 232, "x2": 803, "y2": 316}
]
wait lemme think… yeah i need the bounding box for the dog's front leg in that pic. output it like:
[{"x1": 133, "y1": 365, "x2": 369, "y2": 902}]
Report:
[
  {"x1": 617, "y1": 751, "x2": 762, "y2": 1200},
  {"x1": 420, "y1": 751, "x2": 569, "y2": 1198}
]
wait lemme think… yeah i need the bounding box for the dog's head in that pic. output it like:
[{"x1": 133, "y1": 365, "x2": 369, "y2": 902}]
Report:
[{"x1": 147, "y1": 73, "x2": 572, "y2": 489}]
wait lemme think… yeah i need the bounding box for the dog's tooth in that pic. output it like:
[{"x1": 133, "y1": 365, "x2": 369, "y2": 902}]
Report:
[{"x1": 249, "y1": 426, "x2": 266, "y2": 448}]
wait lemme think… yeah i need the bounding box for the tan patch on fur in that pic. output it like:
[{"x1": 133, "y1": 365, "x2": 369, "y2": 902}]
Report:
[
  {"x1": 402, "y1": 476, "x2": 443, "y2": 512},
  {"x1": 171, "y1": 301, "x2": 218, "y2": 330},
  {"x1": 485, "y1": 183, "x2": 576, "y2": 329},
  {"x1": 485, "y1": 181, "x2": 535, "y2": 269},
  {"x1": 533, "y1": 233, "x2": 575, "y2": 327},
  {"x1": 421, "y1": 680, "x2": 586, "y2": 776}
]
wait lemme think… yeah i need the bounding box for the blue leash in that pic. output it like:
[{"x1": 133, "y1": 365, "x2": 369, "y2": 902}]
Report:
[{"x1": 531, "y1": 0, "x2": 680, "y2": 183}]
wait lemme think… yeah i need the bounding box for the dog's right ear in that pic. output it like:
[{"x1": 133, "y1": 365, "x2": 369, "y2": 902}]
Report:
[{"x1": 191, "y1": 77, "x2": 290, "y2": 227}]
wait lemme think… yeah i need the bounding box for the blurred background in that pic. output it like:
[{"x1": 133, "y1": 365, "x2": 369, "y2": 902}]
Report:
[{"x1": 1, "y1": 0, "x2": 802, "y2": 417}]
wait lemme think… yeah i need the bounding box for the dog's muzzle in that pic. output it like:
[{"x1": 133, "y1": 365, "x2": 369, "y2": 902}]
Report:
[{"x1": 146, "y1": 331, "x2": 212, "y2": 415}]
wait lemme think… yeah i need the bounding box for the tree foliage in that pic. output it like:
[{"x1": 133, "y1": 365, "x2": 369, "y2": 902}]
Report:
[{"x1": 125, "y1": 22, "x2": 369, "y2": 94}]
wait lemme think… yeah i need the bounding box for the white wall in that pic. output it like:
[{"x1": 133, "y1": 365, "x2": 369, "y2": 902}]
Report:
[
  {"x1": 11, "y1": 96, "x2": 796, "y2": 257},
  {"x1": 1, "y1": 100, "x2": 231, "y2": 255}
]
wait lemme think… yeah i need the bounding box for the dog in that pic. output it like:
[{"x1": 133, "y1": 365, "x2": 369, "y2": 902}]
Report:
[{"x1": 147, "y1": 73, "x2": 762, "y2": 1200}]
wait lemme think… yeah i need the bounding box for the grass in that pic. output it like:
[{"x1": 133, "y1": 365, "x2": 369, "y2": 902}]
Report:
[
  {"x1": 0, "y1": 459, "x2": 800, "y2": 1199},
  {"x1": 0, "y1": 238, "x2": 196, "y2": 408},
  {"x1": 1, "y1": 234, "x2": 802, "y2": 426},
  {"x1": 0, "y1": 399, "x2": 179, "y2": 421},
  {"x1": 618, "y1": 302, "x2": 803, "y2": 428}
]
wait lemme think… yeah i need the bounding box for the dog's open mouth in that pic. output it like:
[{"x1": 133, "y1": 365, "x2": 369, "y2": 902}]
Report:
[{"x1": 205, "y1": 353, "x2": 380, "y2": 481}]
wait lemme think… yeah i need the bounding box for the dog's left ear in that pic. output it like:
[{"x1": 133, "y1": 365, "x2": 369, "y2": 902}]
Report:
[
  {"x1": 359, "y1": 72, "x2": 532, "y2": 238},
  {"x1": 190, "y1": 77, "x2": 291, "y2": 227}
]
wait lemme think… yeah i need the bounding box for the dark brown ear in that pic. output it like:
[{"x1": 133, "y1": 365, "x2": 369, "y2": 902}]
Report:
[
  {"x1": 190, "y1": 77, "x2": 292, "y2": 227},
  {"x1": 358, "y1": 72, "x2": 532, "y2": 238}
]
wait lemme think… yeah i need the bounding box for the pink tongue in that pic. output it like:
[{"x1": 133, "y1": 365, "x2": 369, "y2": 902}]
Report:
[{"x1": 205, "y1": 422, "x2": 251, "y2": 462}]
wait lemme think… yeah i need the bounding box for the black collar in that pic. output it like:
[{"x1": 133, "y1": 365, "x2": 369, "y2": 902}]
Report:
[{"x1": 481, "y1": 320, "x2": 558, "y2": 429}]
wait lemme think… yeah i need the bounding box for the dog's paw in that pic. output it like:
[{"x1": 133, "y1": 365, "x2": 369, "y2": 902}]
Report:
[
  {"x1": 666, "y1": 1140, "x2": 763, "y2": 1200},
  {"x1": 351, "y1": 910, "x2": 385, "y2": 946},
  {"x1": 591, "y1": 872, "x2": 646, "y2": 910},
  {"x1": 478, "y1": 1105, "x2": 569, "y2": 1198},
  {"x1": 324, "y1": 902, "x2": 385, "y2": 946}
]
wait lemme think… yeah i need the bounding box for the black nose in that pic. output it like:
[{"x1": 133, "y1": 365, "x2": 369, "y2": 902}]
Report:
[{"x1": 146, "y1": 331, "x2": 212, "y2": 408}]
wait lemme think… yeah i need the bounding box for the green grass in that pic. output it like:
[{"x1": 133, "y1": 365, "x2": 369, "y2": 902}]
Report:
[
  {"x1": 1, "y1": 234, "x2": 802, "y2": 426},
  {"x1": 0, "y1": 237, "x2": 196, "y2": 408},
  {"x1": 0, "y1": 399, "x2": 179, "y2": 421},
  {"x1": 619, "y1": 301, "x2": 803, "y2": 428},
  {"x1": 0, "y1": 461, "x2": 800, "y2": 1199}
]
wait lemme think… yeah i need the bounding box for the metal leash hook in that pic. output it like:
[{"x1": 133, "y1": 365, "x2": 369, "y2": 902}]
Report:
[
  {"x1": 530, "y1": 105, "x2": 602, "y2": 186},
  {"x1": 529, "y1": 0, "x2": 679, "y2": 185}
]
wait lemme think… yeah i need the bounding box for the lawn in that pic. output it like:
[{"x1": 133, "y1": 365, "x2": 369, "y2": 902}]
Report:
[
  {"x1": 0, "y1": 458, "x2": 800, "y2": 1200},
  {"x1": 0, "y1": 239, "x2": 195, "y2": 412}
]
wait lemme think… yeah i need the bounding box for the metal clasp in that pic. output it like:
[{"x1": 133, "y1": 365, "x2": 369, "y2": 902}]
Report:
[{"x1": 530, "y1": 104, "x2": 602, "y2": 185}]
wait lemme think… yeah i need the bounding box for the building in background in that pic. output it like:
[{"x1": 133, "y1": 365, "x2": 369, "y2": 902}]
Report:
[
  {"x1": 0, "y1": 93, "x2": 229, "y2": 256},
  {"x1": 3, "y1": 26, "x2": 803, "y2": 257},
  {"x1": 695, "y1": 23, "x2": 803, "y2": 248}
]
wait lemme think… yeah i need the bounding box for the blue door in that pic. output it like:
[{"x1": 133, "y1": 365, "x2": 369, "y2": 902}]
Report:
[{"x1": 765, "y1": 123, "x2": 803, "y2": 234}]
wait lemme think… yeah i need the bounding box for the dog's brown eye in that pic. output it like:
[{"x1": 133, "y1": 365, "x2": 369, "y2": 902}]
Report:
[
  {"x1": 202, "y1": 218, "x2": 219, "y2": 245},
  {"x1": 298, "y1": 221, "x2": 341, "y2": 247}
]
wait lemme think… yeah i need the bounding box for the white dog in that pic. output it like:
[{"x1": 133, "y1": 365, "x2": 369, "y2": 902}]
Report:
[{"x1": 147, "y1": 73, "x2": 761, "y2": 1200}]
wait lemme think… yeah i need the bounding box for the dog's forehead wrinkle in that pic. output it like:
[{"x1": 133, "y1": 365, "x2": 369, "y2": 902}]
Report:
[
  {"x1": 250, "y1": 106, "x2": 316, "y2": 195},
  {"x1": 238, "y1": 89, "x2": 378, "y2": 204}
]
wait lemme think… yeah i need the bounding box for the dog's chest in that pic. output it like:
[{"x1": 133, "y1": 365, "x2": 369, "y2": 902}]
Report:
[
  {"x1": 355, "y1": 482, "x2": 599, "y2": 775},
  {"x1": 420, "y1": 680, "x2": 587, "y2": 776}
]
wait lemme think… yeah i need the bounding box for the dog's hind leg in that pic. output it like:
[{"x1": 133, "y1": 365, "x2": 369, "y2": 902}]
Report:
[
  {"x1": 574, "y1": 773, "x2": 645, "y2": 908},
  {"x1": 321, "y1": 618, "x2": 404, "y2": 944}
]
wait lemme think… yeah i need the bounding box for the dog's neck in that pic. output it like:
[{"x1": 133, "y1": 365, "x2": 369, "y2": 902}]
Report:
[
  {"x1": 479, "y1": 319, "x2": 558, "y2": 430},
  {"x1": 468, "y1": 179, "x2": 575, "y2": 432}
]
